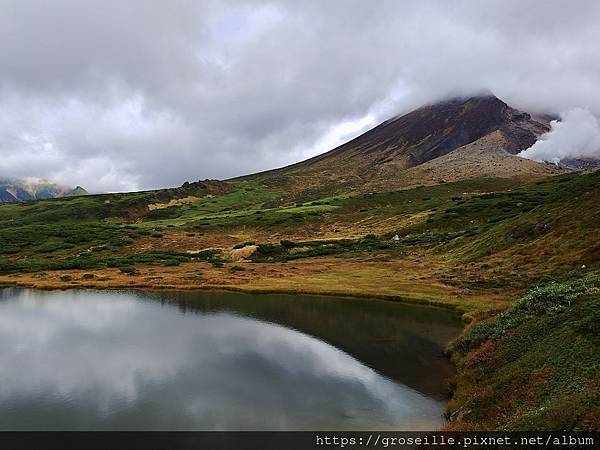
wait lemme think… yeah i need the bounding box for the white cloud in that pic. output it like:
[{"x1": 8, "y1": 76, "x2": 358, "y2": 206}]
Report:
[
  {"x1": 519, "y1": 108, "x2": 600, "y2": 163},
  {"x1": 307, "y1": 115, "x2": 376, "y2": 159}
]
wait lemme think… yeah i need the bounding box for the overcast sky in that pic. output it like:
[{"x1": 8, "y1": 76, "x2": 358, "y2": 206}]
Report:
[{"x1": 1, "y1": 0, "x2": 599, "y2": 192}]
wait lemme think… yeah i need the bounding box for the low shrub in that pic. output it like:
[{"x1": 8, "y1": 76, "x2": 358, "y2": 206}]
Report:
[
  {"x1": 457, "y1": 274, "x2": 599, "y2": 352},
  {"x1": 256, "y1": 243, "x2": 279, "y2": 255},
  {"x1": 118, "y1": 266, "x2": 139, "y2": 275},
  {"x1": 280, "y1": 240, "x2": 296, "y2": 248}
]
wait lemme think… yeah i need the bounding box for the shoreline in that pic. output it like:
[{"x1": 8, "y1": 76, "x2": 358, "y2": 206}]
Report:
[
  {"x1": 0, "y1": 257, "x2": 514, "y2": 317},
  {"x1": 0, "y1": 277, "x2": 479, "y2": 317}
]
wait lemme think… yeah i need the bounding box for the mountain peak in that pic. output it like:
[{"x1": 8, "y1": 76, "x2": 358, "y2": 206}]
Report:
[
  {"x1": 468, "y1": 87, "x2": 497, "y2": 98},
  {"x1": 244, "y1": 94, "x2": 553, "y2": 191},
  {"x1": 423, "y1": 89, "x2": 500, "y2": 106},
  {"x1": 65, "y1": 186, "x2": 89, "y2": 197},
  {"x1": 423, "y1": 91, "x2": 507, "y2": 113}
]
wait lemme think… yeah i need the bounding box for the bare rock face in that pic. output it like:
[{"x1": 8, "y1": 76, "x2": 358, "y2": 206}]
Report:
[
  {"x1": 178, "y1": 179, "x2": 233, "y2": 196},
  {"x1": 357, "y1": 94, "x2": 550, "y2": 164},
  {"x1": 559, "y1": 158, "x2": 600, "y2": 171}
]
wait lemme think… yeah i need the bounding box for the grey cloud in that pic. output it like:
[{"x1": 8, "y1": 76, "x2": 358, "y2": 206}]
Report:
[{"x1": 0, "y1": 0, "x2": 599, "y2": 191}]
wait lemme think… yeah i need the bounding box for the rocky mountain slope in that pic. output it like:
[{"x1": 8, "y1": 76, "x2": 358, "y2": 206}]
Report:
[
  {"x1": 0, "y1": 179, "x2": 88, "y2": 202},
  {"x1": 365, "y1": 130, "x2": 564, "y2": 191},
  {"x1": 243, "y1": 94, "x2": 563, "y2": 193}
]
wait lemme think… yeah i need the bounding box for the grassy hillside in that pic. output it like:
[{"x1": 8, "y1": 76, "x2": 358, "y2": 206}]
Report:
[
  {"x1": 447, "y1": 272, "x2": 599, "y2": 430},
  {"x1": 1, "y1": 169, "x2": 598, "y2": 430},
  {"x1": 0, "y1": 171, "x2": 597, "y2": 305}
]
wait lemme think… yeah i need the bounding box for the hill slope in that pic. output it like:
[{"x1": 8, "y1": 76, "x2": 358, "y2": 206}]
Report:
[
  {"x1": 243, "y1": 94, "x2": 561, "y2": 194},
  {"x1": 365, "y1": 131, "x2": 563, "y2": 190}
]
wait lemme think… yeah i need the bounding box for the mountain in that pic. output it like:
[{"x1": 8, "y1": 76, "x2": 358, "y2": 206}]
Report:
[
  {"x1": 559, "y1": 157, "x2": 600, "y2": 171},
  {"x1": 0, "y1": 179, "x2": 88, "y2": 202},
  {"x1": 64, "y1": 186, "x2": 89, "y2": 197},
  {"x1": 243, "y1": 94, "x2": 564, "y2": 193}
]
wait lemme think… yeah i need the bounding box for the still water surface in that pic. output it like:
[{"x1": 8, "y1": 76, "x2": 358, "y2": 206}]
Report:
[{"x1": 0, "y1": 288, "x2": 462, "y2": 430}]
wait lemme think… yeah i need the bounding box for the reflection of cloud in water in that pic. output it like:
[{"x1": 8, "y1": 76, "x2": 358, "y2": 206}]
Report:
[{"x1": 0, "y1": 289, "x2": 444, "y2": 430}]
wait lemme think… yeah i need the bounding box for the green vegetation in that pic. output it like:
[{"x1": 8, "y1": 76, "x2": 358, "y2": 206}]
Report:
[
  {"x1": 0, "y1": 250, "x2": 222, "y2": 274},
  {"x1": 248, "y1": 236, "x2": 392, "y2": 262},
  {"x1": 448, "y1": 272, "x2": 600, "y2": 430},
  {"x1": 0, "y1": 171, "x2": 598, "y2": 285},
  {"x1": 1, "y1": 167, "x2": 598, "y2": 432}
]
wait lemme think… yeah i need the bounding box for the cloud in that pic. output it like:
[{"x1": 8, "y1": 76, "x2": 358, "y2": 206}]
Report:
[
  {"x1": 0, "y1": 0, "x2": 599, "y2": 191},
  {"x1": 519, "y1": 108, "x2": 600, "y2": 163},
  {"x1": 306, "y1": 115, "x2": 377, "y2": 160}
]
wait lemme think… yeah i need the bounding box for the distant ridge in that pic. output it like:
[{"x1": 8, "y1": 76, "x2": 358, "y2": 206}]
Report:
[{"x1": 0, "y1": 179, "x2": 88, "y2": 202}]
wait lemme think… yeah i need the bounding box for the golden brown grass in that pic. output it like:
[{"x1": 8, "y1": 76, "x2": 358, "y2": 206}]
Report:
[{"x1": 0, "y1": 253, "x2": 515, "y2": 313}]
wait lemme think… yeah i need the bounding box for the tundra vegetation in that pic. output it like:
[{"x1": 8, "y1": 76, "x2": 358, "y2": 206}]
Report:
[{"x1": 0, "y1": 171, "x2": 598, "y2": 430}]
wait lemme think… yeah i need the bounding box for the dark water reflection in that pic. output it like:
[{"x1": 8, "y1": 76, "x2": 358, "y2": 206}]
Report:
[{"x1": 0, "y1": 288, "x2": 462, "y2": 430}]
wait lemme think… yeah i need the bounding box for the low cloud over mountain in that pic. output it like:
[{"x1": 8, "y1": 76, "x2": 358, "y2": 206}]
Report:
[
  {"x1": 1, "y1": 0, "x2": 599, "y2": 191},
  {"x1": 519, "y1": 108, "x2": 600, "y2": 164}
]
